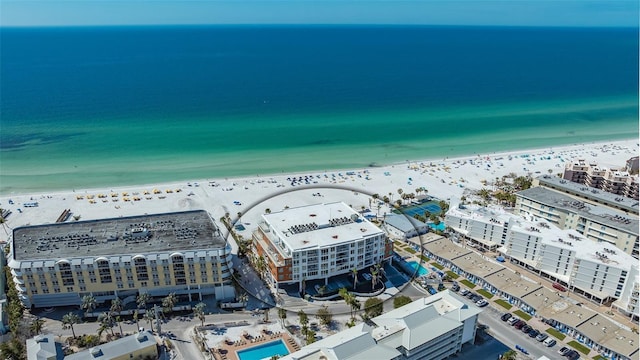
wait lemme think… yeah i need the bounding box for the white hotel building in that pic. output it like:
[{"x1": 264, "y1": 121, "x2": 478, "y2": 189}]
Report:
[
  {"x1": 446, "y1": 203, "x2": 639, "y2": 320},
  {"x1": 281, "y1": 290, "x2": 482, "y2": 360},
  {"x1": 252, "y1": 202, "x2": 393, "y2": 291}
]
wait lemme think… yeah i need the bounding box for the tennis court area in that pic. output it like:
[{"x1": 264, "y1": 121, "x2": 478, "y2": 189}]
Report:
[{"x1": 396, "y1": 201, "x2": 442, "y2": 217}]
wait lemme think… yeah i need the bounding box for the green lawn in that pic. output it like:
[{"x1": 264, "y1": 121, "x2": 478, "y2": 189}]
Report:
[
  {"x1": 460, "y1": 279, "x2": 476, "y2": 289},
  {"x1": 477, "y1": 289, "x2": 494, "y2": 299},
  {"x1": 546, "y1": 328, "x2": 567, "y2": 340},
  {"x1": 568, "y1": 341, "x2": 591, "y2": 355},
  {"x1": 592, "y1": 356, "x2": 606, "y2": 360},
  {"x1": 419, "y1": 255, "x2": 431, "y2": 262},
  {"x1": 513, "y1": 310, "x2": 532, "y2": 321},
  {"x1": 405, "y1": 247, "x2": 417, "y2": 254},
  {"x1": 494, "y1": 299, "x2": 512, "y2": 310},
  {"x1": 445, "y1": 271, "x2": 459, "y2": 279},
  {"x1": 431, "y1": 263, "x2": 444, "y2": 270}
]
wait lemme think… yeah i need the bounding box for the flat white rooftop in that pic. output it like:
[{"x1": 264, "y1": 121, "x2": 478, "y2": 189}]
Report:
[
  {"x1": 263, "y1": 202, "x2": 383, "y2": 251},
  {"x1": 509, "y1": 215, "x2": 636, "y2": 270}
]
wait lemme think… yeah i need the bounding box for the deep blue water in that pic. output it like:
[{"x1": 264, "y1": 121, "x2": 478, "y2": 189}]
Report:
[{"x1": 2, "y1": 25, "x2": 637, "y2": 124}]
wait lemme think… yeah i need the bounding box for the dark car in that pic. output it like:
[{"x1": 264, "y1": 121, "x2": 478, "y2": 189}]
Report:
[
  {"x1": 501, "y1": 313, "x2": 512, "y2": 322},
  {"x1": 528, "y1": 329, "x2": 540, "y2": 338},
  {"x1": 466, "y1": 292, "x2": 476, "y2": 299},
  {"x1": 472, "y1": 295, "x2": 483, "y2": 302},
  {"x1": 512, "y1": 319, "x2": 524, "y2": 327},
  {"x1": 521, "y1": 325, "x2": 532, "y2": 333},
  {"x1": 565, "y1": 350, "x2": 580, "y2": 360},
  {"x1": 515, "y1": 321, "x2": 526, "y2": 330},
  {"x1": 558, "y1": 346, "x2": 570, "y2": 356},
  {"x1": 536, "y1": 333, "x2": 549, "y2": 342},
  {"x1": 451, "y1": 283, "x2": 460, "y2": 292}
]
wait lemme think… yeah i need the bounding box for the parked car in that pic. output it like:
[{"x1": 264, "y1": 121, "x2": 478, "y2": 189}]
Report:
[
  {"x1": 553, "y1": 282, "x2": 567, "y2": 292},
  {"x1": 528, "y1": 329, "x2": 540, "y2": 338},
  {"x1": 543, "y1": 338, "x2": 557, "y2": 347},
  {"x1": 466, "y1": 292, "x2": 476, "y2": 299},
  {"x1": 471, "y1": 295, "x2": 483, "y2": 302},
  {"x1": 565, "y1": 350, "x2": 580, "y2": 360},
  {"x1": 515, "y1": 321, "x2": 526, "y2": 330},
  {"x1": 459, "y1": 289, "x2": 470, "y2": 296},
  {"x1": 558, "y1": 346, "x2": 570, "y2": 356},
  {"x1": 501, "y1": 313, "x2": 512, "y2": 322},
  {"x1": 476, "y1": 299, "x2": 489, "y2": 307},
  {"x1": 508, "y1": 317, "x2": 520, "y2": 325},
  {"x1": 521, "y1": 325, "x2": 532, "y2": 333},
  {"x1": 536, "y1": 333, "x2": 548, "y2": 342}
]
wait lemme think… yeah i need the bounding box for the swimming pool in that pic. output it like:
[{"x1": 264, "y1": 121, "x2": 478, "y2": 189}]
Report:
[
  {"x1": 237, "y1": 340, "x2": 290, "y2": 360},
  {"x1": 407, "y1": 261, "x2": 429, "y2": 276}
]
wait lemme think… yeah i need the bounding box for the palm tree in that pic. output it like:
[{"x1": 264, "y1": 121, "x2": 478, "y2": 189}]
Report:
[
  {"x1": 81, "y1": 294, "x2": 97, "y2": 316},
  {"x1": 110, "y1": 298, "x2": 124, "y2": 336},
  {"x1": 237, "y1": 292, "x2": 248, "y2": 305},
  {"x1": 370, "y1": 266, "x2": 379, "y2": 290},
  {"x1": 133, "y1": 309, "x2": 140, "y2": 331},
  {"x1": 98, "y1": 312, "x2": 116, "y2": 336},
  {"x1": 193, "y1": 302, "x2": 206, "y2": 327},
  {"x1": 255, "y1": 256, "x2": 267, "y2": 280},
  {"x1": 351, "y1": 268, "x2": 358, "y2": 290},
  {"x1": 143, "y1": 310, "x2": 156, "y2": 333},
  {"x1": 278, "y1": 308, "x2": 287, "y2": 328},
  {"x1": 162, "y1": 292, "x2": 178, "y2": 315},
  {"x1": 62, "y1": 312, "x2": 81, "y2": 338},
  {"x1": 30, "y1": 317, "x2": 45, "y2": 336},
  {"x1": 0, "y1": 208, "x2": 11, "y2": 235},
  {"x1": 501, "y1": 349, "x2": 517, "y2": 360},
  {"x1": 136, "y1": 292, "x2": 151, "y2": 310},
  {"x1": 339, "y1": 288, "x2": 359, "y2": 320}
]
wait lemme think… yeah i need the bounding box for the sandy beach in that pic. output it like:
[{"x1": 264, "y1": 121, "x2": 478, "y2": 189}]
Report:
[{"x1": 1, "y1": 139, "x2": 637, "y2": 246}]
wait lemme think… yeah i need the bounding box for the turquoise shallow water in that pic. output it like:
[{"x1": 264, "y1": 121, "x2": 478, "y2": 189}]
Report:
[{"x1": 1, "y1": 26, "x2": 638, "y2": 194}]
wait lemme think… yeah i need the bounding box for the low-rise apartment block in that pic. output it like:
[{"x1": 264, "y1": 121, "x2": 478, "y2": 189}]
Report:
[
  {"x1": 281, "y1": 290, "x2": 481, "y2": 360},
  {"x1": 516, "y1": 185, "x2": 639, "y2": 259},
  {"x1": 251, "y1": 202, "x2": 393, "y2": 291},
  {"x1": 445, "y1": 203, "x2": 639, "y2": 321},
  {"x1": 8, "y1": 210, "x2": 234, "y2": 308}
]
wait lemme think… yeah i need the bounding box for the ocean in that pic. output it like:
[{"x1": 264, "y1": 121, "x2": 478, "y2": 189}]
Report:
[{"x1": 1, "y1": 25, "x2": 638, "y2": 194}]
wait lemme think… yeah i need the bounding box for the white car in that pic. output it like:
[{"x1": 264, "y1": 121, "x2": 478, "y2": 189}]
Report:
[
  {"x1": 459, "y1": 289, "x2": 470, "y2": 296},
  {"x1": 475, "y1": 299, "x2": 489, "y2": 307}
]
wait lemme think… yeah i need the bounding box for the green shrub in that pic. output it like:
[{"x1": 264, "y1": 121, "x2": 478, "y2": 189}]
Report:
[
  {"x1": 445, "y1": 271, "x2": 459, "y2": 279},
  {"x1": 568, "y1": 340, "x2": 590, "y2": 355},
  {"x1": 545, "y1": 328, "x2": 566, "y2": 340},
  {"x1": 460, "y1": 279, "x2": 476, "y2": 289},
  {"x1": 513, "y1": 310, "x2": 532, "y2": 321},
  {"x1": 494, "y1": 299, "x2": 512, "y2": 310}
]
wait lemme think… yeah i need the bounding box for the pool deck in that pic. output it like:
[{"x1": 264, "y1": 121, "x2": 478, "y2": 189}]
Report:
[{"x1": 209, "y1": 328, "x2": 299, "y2": 360}]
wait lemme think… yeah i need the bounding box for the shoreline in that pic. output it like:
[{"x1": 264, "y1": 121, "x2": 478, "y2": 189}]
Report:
[
  {"x1": 1, "y1": 138, "x2": 637, "y2": 198},
  {"x1": 0, "y1": 138, "x2": 637, "y2": 241}
]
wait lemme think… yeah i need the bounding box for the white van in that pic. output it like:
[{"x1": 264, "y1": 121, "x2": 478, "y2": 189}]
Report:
[
  {"x1": 543, "y1": 337, "x2": 557, "y2": 347},
  {"x1": 507, "y1": 317, "x2": 520, "y2": 325}
]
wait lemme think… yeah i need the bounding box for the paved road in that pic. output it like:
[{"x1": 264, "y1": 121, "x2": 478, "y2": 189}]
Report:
[{"x1": 456, "y1": 295, "x2": 561, "y2": 360}]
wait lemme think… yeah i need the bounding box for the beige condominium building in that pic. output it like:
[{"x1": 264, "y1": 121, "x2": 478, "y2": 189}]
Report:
[
  {"x1": 516, "y1": 184, "x2": 639, "y2": 259},
  {"x1": 251, "y1": 202, "x2": 393, "y2": 292},
  {"x1": 562, "y1": 158, "x2": 639, "y2": 199},
  {"x1": 8, "y1": 210, "x2": 234, "y2": 308}
]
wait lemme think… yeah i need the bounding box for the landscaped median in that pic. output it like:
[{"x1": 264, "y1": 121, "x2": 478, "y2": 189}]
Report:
[
  {"x1": 460, "y1": 279, "x2": 476, "y2": 289},
  {"x1": 477, "y1": 289, "x2": 494, "y2": 299},
  {"x1": 546, "y1": 327, "x2": 567, "y2": 340},
  {"x1": 494, "y1": 299, "x2": 513, "y2": 310},
  {"x1": 512, "y1": 310, "x2": 532, "y2": 321},
  {"x1": 419, "y1": 255, "x2": 430, "y2": 262},
  {"x1": 445, "y1": 271, "x2": 459, "y2": 279},
  {"x1": 431, "y1": 262, "x2": 444, "y2": 270},
  {"x1": 568, "y1": 340, "x2": 591, "y2": 355}
]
